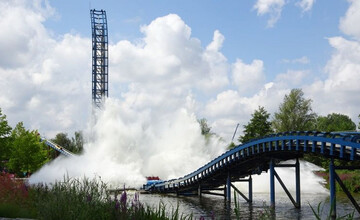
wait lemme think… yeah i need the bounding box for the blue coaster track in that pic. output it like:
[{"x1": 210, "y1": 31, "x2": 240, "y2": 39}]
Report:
[
  {"x1": 145, "y1": 131, "x2": 360, "y2": 217},
  {"x1": 147, "y1": 131, "x2": 360, "y2": 192}
]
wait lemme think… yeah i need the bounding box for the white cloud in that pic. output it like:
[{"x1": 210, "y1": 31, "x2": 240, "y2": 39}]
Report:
[
  {"x1": 275, "y1": 70, "x2": 310, "y2": 87},
  {"x1": 305, "y1": 36, "x2": 360, "y2": 121},
  {"x1": 111, "y1": 14, "x2": 228, "y2": 100},
  {"x1": 203, "y1": 82, "x2": 289, "y2": 141},
  {"x1": 206, "y1": 30, "x2": 225, "y2": 52},
  {"x1": 282, "y1": 56, "x2": 310, "y2": 64},
  {"x1": 296, "y1": 0, "x2": 315, "y2": 13},
  {"x1": 1, "y1": 0, "x2": 360, "y2": 149},
  {"x1": 0, "y1": 0, "x2": 53, "y2": 68},
  {"x1": 253, "y1": 0, "x2": 285, "y2": 27},
  {"x1": 339, "y1": 0, "x2": 360, "y2": 40},
  {"x1": 232, "y1": 59, "x2": 265, "y2": 96},
  {"x1": 0, "y1": 1, "x2": 91, "y2": 137}
]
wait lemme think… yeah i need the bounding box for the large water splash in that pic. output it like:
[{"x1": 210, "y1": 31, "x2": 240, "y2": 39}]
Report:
[
  {"x1": 29, "y1": 98, "x2": 225, "y2": 188},
  {"x1": 30, "y1": 98, "x2": 328, "y2": 194}
]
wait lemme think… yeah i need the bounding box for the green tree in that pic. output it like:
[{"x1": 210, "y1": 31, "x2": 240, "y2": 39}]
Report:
[
  {"x1": 238, "y1": 106, "x2": 272, "y2": 143},
  {"x1": 305, "y1": 113, "x2": 359, "y2": 169},
  {"x1": 272, "y1": 88, "x2": 316, "y2": 132},
  {"x1": 52, "y1": 132, "x2": 75, "y2": 152},
  {"x1": 0, "y1": 108, "x2": 12, "y2": 167},
  {"x1": 51, "y1": 131, "x2": 84, "y2": 155},
  {"x1": 316, "y1": 113, "x2": 356, "y2": 132},
  {"x1": 358, "y1": 114, "x2": 360, "y2": 130},
  {"x1": 7, "y1": 122, "x2": 48, "y2": 176},
  {"x1": 72, "y1": 131, "x2": 84, "y2": 153},
  {"x1": 198, "y1": 118, "x2": 212, "y2": 136}
]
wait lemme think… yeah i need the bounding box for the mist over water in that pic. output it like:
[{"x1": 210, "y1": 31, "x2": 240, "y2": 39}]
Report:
[
  {"x1": 30, "y1": 98, "x2": 328, "y2": 195},
  {"x1": 29, "y1": 98, "x2": 226, "y2": 187}
]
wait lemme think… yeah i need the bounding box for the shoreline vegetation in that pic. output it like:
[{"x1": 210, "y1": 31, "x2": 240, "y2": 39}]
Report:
[
  {"x1": 0, "y1": 173, "x2": 196, "y2": 220},
  {"x1": 1, "y1": 172, "x2": 358, "y2": 219}
]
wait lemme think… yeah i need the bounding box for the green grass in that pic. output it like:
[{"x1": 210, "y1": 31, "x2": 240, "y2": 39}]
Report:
[
  {"x1": 0, "y1": 202, "x2": 37, "y2": 218},
  {"x1": 0, "y1": 174, "x2": 195, "y2": 220},
  {"x1": 309, "y1": 201, "x2": 355, "y2": 220}
]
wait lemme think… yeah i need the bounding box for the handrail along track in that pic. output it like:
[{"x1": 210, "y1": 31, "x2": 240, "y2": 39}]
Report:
[{"x1": 146, "y1": 131, "x2": 360, "y2": 193}]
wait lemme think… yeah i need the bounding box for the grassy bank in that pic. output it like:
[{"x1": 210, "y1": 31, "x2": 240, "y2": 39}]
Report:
[
  {"x1": 314, "y1": 170, "x2": 360, "y2": 193},
  {"x1": 0, "y1": 173, "x2": 194, "y2": 220}
]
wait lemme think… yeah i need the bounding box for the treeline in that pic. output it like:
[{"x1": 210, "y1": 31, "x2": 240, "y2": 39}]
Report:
[
  {"x1": 229, "y1": 88, "x2": 360, "y2": 185},
  {"x1": 0, "y1": 108, "x2": 83, "y2": 177},
  {"x1": 237, "y1": 88, "x2": 359, "y2": 144}
]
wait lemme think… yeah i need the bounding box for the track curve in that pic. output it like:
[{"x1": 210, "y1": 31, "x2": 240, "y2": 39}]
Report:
[{"x1": 146, "y1": 131, "x2": 360, "y2": 193}]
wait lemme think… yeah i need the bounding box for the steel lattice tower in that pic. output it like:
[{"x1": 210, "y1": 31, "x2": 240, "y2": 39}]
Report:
[{"x1": 90, "y1": 9, "x2": 108, "y2": 109}]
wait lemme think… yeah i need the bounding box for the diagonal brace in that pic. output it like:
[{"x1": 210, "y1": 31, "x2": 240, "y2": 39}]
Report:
[
  {"x1": 231, "y1": 183, "x2": 250, "y2": 203},
  {"x1": 274, "y1": 170, "x2": 300, "y2": 208},
  {"x1": 334, "y1": 172, "x2": 360, "y2": 214}
]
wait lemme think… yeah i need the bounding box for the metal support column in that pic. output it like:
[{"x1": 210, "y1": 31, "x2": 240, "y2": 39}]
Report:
[
  {"x1": 198, "y1": 184, "x2": 202, "y2": 197},
  {"x1": 249, "y1": 175, "x2": 253, "y2": 203},
  {"x1": 334, "y1": 166, "x2": 360, "y2": 214},
  {"x1": 329, "y1": 158, "x2": 336, "y2": 219},
  {"x1": 270, "y1": 159, "x2": 275, "y2": 208},
  {"x1": 226, "y1": 172, "x2": 231, "y2": 202},
  {"x1": 295, "y1": 158, "x2": 301, "y2": 207}
]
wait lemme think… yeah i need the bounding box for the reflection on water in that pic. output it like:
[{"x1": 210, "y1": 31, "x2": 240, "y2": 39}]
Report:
[{"x1": 133, "y1": 192, "x2": 359, "y2": 219}]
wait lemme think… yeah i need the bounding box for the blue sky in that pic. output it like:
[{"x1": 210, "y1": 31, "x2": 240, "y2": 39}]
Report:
[
  {"x1": 0, "y1": 0, "x2": 359, "y2": 141},
  {"x1": 45, "y1": 0, "x2": 347, "y2": 79}
]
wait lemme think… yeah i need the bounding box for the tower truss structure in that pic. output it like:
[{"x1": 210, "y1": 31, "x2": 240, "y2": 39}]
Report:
[{"x1": 90, "y1": 9, "x2": 108, "y2": 108}]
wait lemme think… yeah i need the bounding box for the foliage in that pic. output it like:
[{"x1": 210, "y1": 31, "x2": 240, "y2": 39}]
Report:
[
  {"x1": 0, "y1": 172, "x2": 30, "y2": 205},
  {"x1": 233, "y1": 191, "x2": 240, "y2": 219},
  {"x1": 0, "y1": 172, "x2": 36, "y2": 218},
  {"x1": 272, "y1": 88, "x2": 316, "y2": 132},
  {"x1": 358, "y1": 114, "x2": 360, "y2": 130},
  {"x1": 0, "y1": 108, "x2": 12, "y2": 165},
  {"x1": 309, "y1": 201, "x2": 354, "y2": 220},
  {"x1": 316, "y1": 113, "x2": 356, "y2": 132},
  {"x1": 33, "y1": 176, "x2": 113, "y2": 219},
  {"x1": 238, "y1": 106, "x2": 272, "y2": 143},
  {"x1": 198, "y1": 118, "x2": 211, "y2": 136},
  {"x1": 72, "y1": 131, "x2": 84, "y2": 153},
  {"x1": 257, "y1": 202, "x2": 274, "y2": 220},
  {"x1": 318, "y1": 170, "x2": 360, "y2": 193},
  {"x1": 336, "y1": 170, "x2": 360, "y2": 193},
  {"x1": 227, "y1": 142, "x2": 236, "y2": 149},
  {"x1": 52, "y1": 131, "x2": 84, "y2": 154},
  {"x1": 0, "y1": 108, "x2": 11, "y2": 138},
  {"x1": 305, "y1": 113, "x2": 359, "y2": 171},
  {"x1": 7, "y1": 122, "x2": 48, "y2": 176},
  {"x1": 32, "y1": 176, "x2": 193, "y2": 220},
  {"x1": 52, "y1": 132, "x2": 74, "y2": 152}
]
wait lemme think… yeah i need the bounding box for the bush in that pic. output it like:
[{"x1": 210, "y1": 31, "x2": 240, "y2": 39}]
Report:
[
  {"x1": 0, "y1": 172, "x2": 36, "y2": 218},
  {"x1": 32, "y1": 176, "x2": 193, "y2": 220}
]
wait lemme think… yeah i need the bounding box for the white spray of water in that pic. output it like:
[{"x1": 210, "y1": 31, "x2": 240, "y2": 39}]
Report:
[
  {"x1": 29, "y1": 98, "x2": 225, "y2": 188},
  {"x1": 30, "y1": 98, "x2": 328, "y2": 193}
]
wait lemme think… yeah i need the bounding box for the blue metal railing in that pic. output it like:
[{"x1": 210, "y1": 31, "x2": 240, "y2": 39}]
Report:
[{"x1": 41, "y1": 138, "x2": 74, "y2": 157}]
